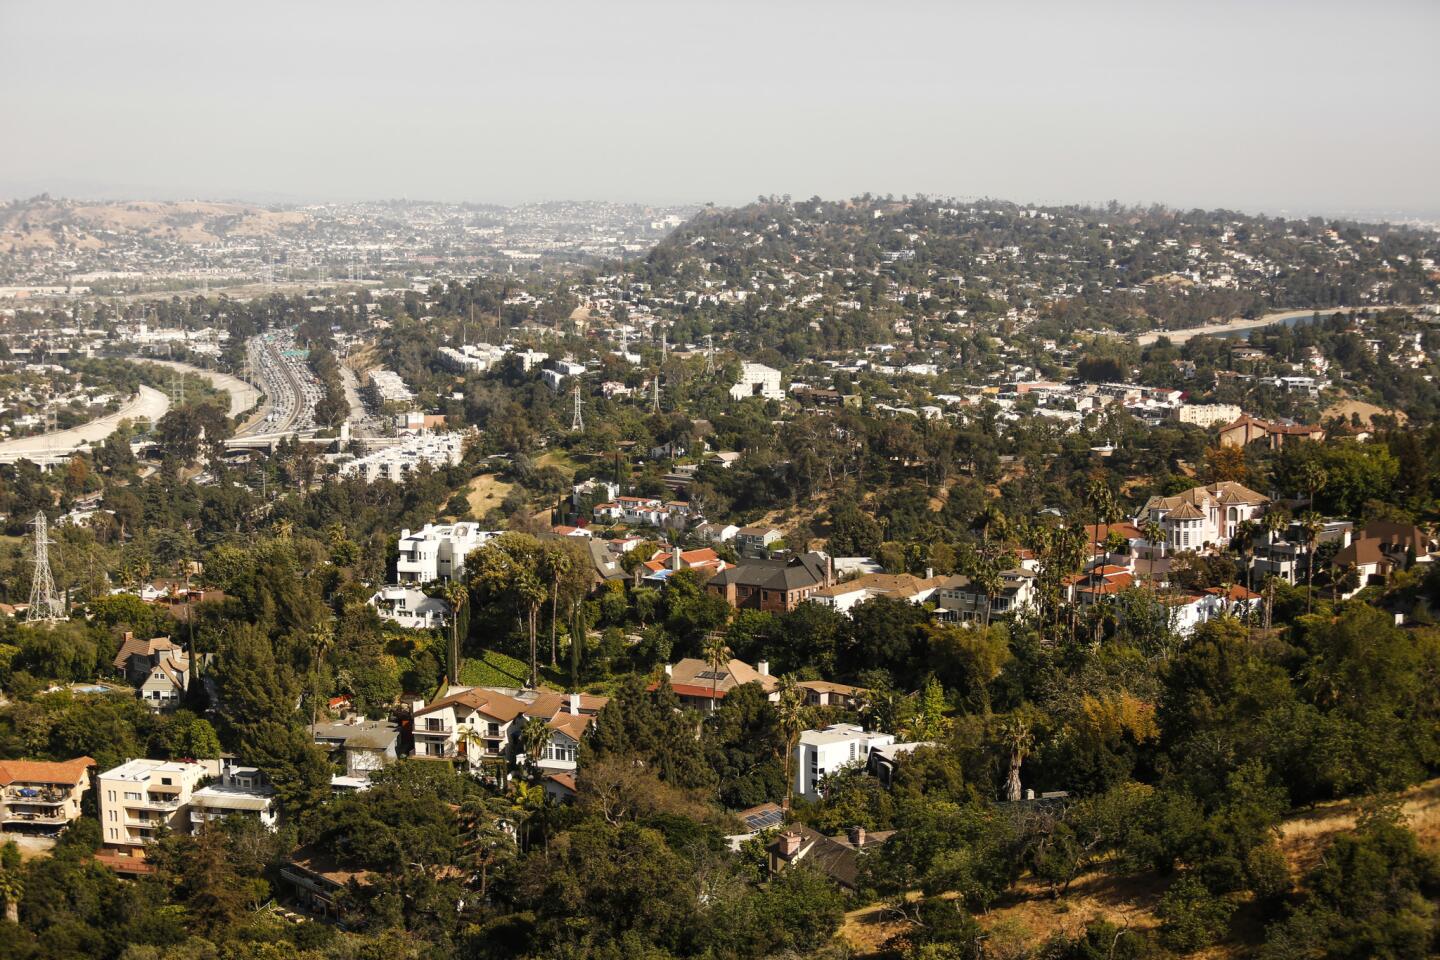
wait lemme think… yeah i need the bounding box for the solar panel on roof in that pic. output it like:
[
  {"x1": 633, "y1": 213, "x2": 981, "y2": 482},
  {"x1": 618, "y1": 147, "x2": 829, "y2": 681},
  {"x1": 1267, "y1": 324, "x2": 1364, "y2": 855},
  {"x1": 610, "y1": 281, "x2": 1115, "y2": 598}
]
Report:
[
  {"x1": 743, "y1": 808, "x2": 785, "y2": 830},
  {"x1": 697, "y1": 670, "x2": 728, "y2": 681}
]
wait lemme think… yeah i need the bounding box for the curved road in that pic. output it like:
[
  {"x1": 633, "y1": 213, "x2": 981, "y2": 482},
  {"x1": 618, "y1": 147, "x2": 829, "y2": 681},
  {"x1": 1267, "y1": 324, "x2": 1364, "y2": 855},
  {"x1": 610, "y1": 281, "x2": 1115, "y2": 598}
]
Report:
[
  {"x1": 0, "y1": 385, "x2": 169, "y2": 464},
  {"x1": 144, "y1": 359, "x2": 257, "y2": 419}
]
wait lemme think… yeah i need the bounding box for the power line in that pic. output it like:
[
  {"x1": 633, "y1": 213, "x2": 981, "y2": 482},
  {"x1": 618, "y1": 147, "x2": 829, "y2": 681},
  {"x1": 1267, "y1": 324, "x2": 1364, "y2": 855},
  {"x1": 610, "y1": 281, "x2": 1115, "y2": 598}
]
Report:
[
  {"x1": 26, "y1": 512, "x2": 65, "y2": 623},
  {"x1": 570, "y1": 379, "x2": 584, "y2": 432}
]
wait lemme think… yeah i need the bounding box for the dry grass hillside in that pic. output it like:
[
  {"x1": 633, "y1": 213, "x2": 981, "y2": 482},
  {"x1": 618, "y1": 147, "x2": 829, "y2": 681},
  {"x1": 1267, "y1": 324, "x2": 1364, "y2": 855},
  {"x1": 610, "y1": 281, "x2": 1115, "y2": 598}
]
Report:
[
  {"x1": 840, "y1": 778, "x2": 1440, "y2": 958},
  {"x1": 0, "y1": 198, "x2": 308, "y2": 253}
]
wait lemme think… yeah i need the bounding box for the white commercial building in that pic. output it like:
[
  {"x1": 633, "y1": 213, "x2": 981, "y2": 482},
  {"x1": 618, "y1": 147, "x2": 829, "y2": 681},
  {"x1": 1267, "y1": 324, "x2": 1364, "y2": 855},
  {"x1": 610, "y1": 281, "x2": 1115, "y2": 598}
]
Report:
[
  {"x1": 395, "y1": 522, "x2": 496, "y2": 585},
  {"x1": 729, "y1": 362, "x2": 784, "y2": 401},
  {"x1": 794, "y1": 724, "x2": 895, "y2": 802},
  {"x1": 98, "y1": 758, "x2": 209, "y2": 848}
]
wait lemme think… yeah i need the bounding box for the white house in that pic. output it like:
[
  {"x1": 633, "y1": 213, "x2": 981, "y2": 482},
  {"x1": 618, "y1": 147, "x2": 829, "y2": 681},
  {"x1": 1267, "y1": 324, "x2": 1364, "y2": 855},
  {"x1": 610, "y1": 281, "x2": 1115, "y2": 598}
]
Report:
[
  {"x1": 809, "y1": 573, "x2": 943, "y2": 616},
  {"x1": 396, "y1": 522, "x2": 496, "y2": 585},
  {"x1": 729, "y1": 362, "x2": 784, "y2": 401},
  {"x1": 188, "y1": 760, "x2": 277, "y2": 832},
  {"x1": 412, "y1": 687, "x2": 528, "y2": 767},
  {"x1": 368, "y1": 586, "x2": 449, "y2": 629},
  {"x1": 1139, "y1": 481, "x2": 1268, "y2": 553},
  {"x1": 794, "y1": 724, "x2": 895, "y2": 802}
]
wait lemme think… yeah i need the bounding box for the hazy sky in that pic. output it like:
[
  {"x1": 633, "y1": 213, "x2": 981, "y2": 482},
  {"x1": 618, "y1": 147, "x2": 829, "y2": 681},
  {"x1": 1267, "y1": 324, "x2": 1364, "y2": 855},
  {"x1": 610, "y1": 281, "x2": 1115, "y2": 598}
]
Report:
[{"x1": 2, "y1": 0, "x2": 1437, "y2": 216}]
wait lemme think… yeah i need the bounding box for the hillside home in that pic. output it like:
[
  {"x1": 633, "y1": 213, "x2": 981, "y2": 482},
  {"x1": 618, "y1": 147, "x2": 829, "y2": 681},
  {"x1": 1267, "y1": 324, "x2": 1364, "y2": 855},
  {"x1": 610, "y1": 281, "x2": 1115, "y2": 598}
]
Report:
[
  {"x1": 794, "y1": 724, "x2": 896, "y2": 802},
  {"x1": 706, "y1": 552, "x2": 834, "y2": 612},
  {"x1": 735, "y1": 525, "x2": 783, "y2": 558},
  {"x1": 1140, "y1": 481, "x2": 1269, "y2": 552},
  {"x1": 809, "y1": 572, "x2": 944, "y2": 616},
  {"x1": 767, "y1": 824, "x2": 894, "y2": 890},
  {"x1": 936, "y1": 569, "x2": 1037, "y2": 623},
  {"x1": 395, "y1": 522, "x2": 495, "y2": 585},
  {"x1": 0, "y1": 756, "x2": 94, "y2": 835},
  {"x1": 310, "y1": 719, "x2": 401, "y2": 790},
  {"x1": 412, "y1": 687, "x2": 528, "y2": 767},
  {"x1": 189, "y1": 760, "x2": 277, "y2": 832},
  {"x1": 657, "y1": 657, "x2": 779, "y2": 712},
  {"x1": 1218, "y1": 414, "x2": 1325, "y2": 450},
  {"x1": 729, "y1": 362, "x2": 783, "y2": 401}
]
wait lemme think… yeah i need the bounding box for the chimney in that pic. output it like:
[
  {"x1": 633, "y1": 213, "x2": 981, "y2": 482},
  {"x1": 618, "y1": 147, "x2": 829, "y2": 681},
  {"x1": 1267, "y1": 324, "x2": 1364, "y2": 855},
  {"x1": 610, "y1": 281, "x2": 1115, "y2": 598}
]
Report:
[
  {"x1": 758, "y1": 660, "x2": 769, "y2": 677},
  {"x1": 664, "y1": 664, "x2": 672, "y2": 677},
  {"x1": 779, "y1": 831, "x2": 801, "y2": 856},
  {"x1": 848, "y1": 825, "x2": 867, "y2": 847},
  {"x1": 1024, "y1": 788, "x2": 1035, "y2": 801},
  {"x1": 925, "y1": 567, "x2": 933, "y2": 579},
  {"x1": 569, "y1": 693, "x2": 580, "y2": 715},
  {"x1": 671, "y1": 547, "x2": 682, "y2": 572},
  {"x1": 122, "y1": 631, "x2": 133, "y2": 643}
]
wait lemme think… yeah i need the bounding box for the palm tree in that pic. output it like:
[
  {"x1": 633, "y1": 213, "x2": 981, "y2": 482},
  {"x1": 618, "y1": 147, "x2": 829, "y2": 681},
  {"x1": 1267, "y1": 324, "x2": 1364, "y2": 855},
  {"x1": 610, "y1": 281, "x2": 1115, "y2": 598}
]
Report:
[
  {"x1": 1298, "y1": 512, "x2": 1323, "y2": 615},
  {"x1": 543, "y1": 547, "x2": 573, "y2": 668},
  {"x1": 0, "y1": 868, "x2": 21, "y2": 924},
  {"x1": 1140, "y1": 518, "x2": 1166, "y2": 584},
  {"x1": 305, "y1": 619, "x2": 336, "y2": 727},
  {"x1": 444, "y1": 579, "x2": 469, "y2": 684},
  {"x1": 775, "y1": 675, "x2": 804, "y2": 814},
  {"x1": 1232, "y1": 519, "x2": 1260, "y2": 593},
  {"x1": 998, "y1": 715, "x2": 1034, "y2": 803},
  {"x1": 519, "y1": 718, "x2": 553, "y2": 775},
  {"x1": 1298, "y1": 462, "x2": 1328, "y2": 510},
  {"x1": 702, "y1": 631, "x2": 731, "y2": 713}
]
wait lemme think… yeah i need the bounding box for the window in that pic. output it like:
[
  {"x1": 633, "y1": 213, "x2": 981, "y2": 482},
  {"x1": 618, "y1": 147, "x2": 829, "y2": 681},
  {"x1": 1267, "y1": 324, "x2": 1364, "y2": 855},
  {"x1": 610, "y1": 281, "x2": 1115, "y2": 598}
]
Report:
[
  {"x1": 108, "y1": 810, "x2": 117, "y2": 822},
  {"x1": 161, "y1": 778, "x2": 172, "y2": 786},
  {"x1": 108, "y1": 828, "x2": 117, "y2": 840},
  {"x1": 124, "y1": 791, "x2": 142, "y2": 801}
]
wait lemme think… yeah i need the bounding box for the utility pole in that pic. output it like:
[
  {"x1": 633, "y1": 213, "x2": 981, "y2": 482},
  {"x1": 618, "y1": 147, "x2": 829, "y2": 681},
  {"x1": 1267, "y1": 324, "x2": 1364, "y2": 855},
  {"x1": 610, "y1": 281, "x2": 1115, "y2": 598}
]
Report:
[{"x1": 26, "y1": 512, "x2": 65, "y2": 623}]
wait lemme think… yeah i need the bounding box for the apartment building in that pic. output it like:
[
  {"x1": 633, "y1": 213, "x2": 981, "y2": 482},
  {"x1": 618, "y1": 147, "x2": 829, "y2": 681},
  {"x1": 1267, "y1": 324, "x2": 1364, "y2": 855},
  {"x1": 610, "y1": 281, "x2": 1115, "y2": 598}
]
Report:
[
  {"x1": 0, "y1": 756, "x2": 94, "y2": 835},
  {"x1": 98, "y1": 758, "x2": 209, "y2": 848},
  {"x1": 729, "y1": 362, "x2": 783, "y2": 401}
]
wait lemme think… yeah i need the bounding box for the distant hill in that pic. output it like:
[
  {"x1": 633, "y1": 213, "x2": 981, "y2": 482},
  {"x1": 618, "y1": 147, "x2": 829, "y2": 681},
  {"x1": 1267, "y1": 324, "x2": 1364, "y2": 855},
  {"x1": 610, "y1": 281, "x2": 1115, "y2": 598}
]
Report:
[{"x1": 0, "y1": 196, "x2": 309, "y2": 254}]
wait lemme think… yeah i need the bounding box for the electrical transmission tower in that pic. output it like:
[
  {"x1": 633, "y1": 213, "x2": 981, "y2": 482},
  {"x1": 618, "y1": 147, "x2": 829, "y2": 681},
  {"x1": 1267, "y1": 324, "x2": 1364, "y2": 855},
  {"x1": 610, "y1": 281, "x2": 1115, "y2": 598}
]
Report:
[
  {"x1": 660, "y1": 328, "x2": 668, "y2": 361},
  {"x1": 651, "y1": 372, "x2": 661, "y2": 413},
  {"x1": 705, "y1": 334, "x2": 715, "y2": 374},
  {"x1": 26, "y1": 512, "x2": 65, "y2": 623},
  {"x1": 570, "y1": 381, "x2": 584, "y2": 432}
]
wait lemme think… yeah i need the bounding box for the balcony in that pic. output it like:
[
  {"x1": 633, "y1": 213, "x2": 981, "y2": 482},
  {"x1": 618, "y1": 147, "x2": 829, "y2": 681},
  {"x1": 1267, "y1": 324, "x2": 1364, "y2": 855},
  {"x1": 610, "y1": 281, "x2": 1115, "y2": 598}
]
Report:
[
  {"x1": 414, "y1": 724, "x2": 453, "y2": 737},
  {"x1": 1, "y1": 810, "x2": 69, "y2": 825},
  {"x1": 3, "y1": 787, "x2": 67, "y2": 804}
]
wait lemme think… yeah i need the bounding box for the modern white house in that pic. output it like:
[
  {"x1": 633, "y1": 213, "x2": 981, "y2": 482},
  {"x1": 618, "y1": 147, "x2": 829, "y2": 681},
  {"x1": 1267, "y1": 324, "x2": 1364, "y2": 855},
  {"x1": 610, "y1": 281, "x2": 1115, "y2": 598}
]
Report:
[
  {"x1": 729, "y1": 362, "x2": 784, "y2": 401},
  {"x1": 367, "y1": 585, "x2": 449, "y2": 629},
  {"x1": 794, "y1": 724, "x2": 895, "y2": 802},
  {"x1": 395, "y1": 522, "x2": 496, "y2": 585},
  {"x1": 98, "y1": 758, "x2": 209, "y2": 848}
]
